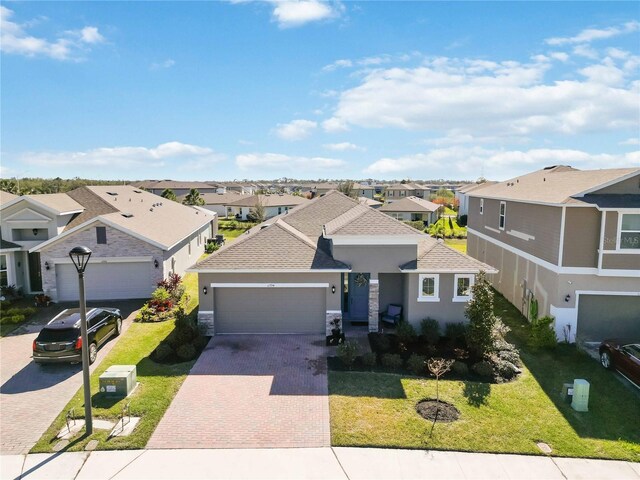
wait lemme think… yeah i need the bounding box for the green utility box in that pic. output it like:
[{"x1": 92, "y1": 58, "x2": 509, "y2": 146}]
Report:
[
  {"x1": 571, "y1": 378, "x2": 590, "y2": 412},
  {"x1": 99, "y1": 365, "x2": 137, "y2": 397}
]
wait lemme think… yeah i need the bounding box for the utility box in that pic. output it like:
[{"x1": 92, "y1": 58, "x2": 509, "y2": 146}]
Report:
[
  {"x1": 561, "y1": 383, "x2": 574, "y2": 403},
  {"x1": 571, "y1": 378, "x2": 590, "y2": 412},
  {"x1": 99, "y1": 365, "x2": 137, "y2": 397}
]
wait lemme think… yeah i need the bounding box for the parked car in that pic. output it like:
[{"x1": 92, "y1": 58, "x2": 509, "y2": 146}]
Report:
[
  {"x1": 599, "y1": 339, "x2": 640, "y2": 386},
  {"x1": 32, "y1": 307, "x2": 122, "y2": 365}
]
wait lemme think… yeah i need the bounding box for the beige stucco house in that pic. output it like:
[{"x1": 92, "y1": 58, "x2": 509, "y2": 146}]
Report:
[
  {"x1": 1, "y1": 186, "x2": 216, "y2": 302},
  {"x1": 466, "y1": 166, "x2": 640, "y2": 343},
  {"x1": 379, "y1": 196, "x2": 441, "y2": 225},
  {"x1": 191, "y1": 191, "x2": 496, "y2": 336},
  {"x1": 226, "y1": 194, "x2": 307, "y2": 220}
]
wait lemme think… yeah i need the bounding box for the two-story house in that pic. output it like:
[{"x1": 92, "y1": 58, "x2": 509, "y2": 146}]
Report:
[
  {"x1": 385, "y1": 183, "x2": 431, "y2": 200},
  {"x1": 456, "y1": 181, "x2": 497, "y2": 216},
  {"x1": 133, "y1": 180, "x2": 220, "y2": 196},
  {"x1": 191, "y1": 190, "x2": 496, "y2": 336},
  {"x1": 466, "y1": 166, "x2": 640, "y2": 344}
]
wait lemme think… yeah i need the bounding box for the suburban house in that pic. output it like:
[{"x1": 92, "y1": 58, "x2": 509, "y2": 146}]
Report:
[
  {"x1": 359, "y1": 197, "x2": 383, "y2": 209},
  {"x1": 191, "y1": 190, "x2": 496, "y2": 336},
  {"x1": 1, "y1": 186, "x2": 216, "y2": 302},
  {"x1": 379, "y1": 196, "x2": 441, "y2": 225},
  {"x1": 466, "y1": 166, "x2": 640, "y2": 344},
  {"x1": 385, "y1": 183, "x2": 430, "y2": 199},
  {"x1": 179, "y1": 191, "x2": 245, "y2": 217},
  {"x1": 456, "y1": 182, "x2": 497, "y2": 216},
  {"x1": 226, "y1": 194, "x2": 307, "y2": 220},
  {"x1": 214, "y1": 182, "x2": 258, "y2": 195},
  {"x1": 133, "y1": 180, "x2": 219, "y2": 196},
  {"x1": 301, "y1": 183, "x2": 375, "y2": 199}
]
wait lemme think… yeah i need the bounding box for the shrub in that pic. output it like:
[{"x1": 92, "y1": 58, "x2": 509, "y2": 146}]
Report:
[
  {"x1": 381, "y1": 353, "x2": 403, "y2": 370},
  {"x1": 528, "y1": 315, "x2": 557, "y2": 349},
  {"x1": 157, "y1": 273, "x2": 182, "y2": 301},
  {"x1": 472, "y1": 360, "x2": 494, "y2": 378},
  {"x1": 154, "y1": 341, "x2": 174, "y2": 362},
  {"x1": 193, "y1": 334, "x2": 210, "y2": 351},
  {"x1": 361, "y1": 352, "x2": 377, "y2": 368},
  {"x1": 451, "y1": 360, "x2": 469, "y2": 376},
  {"x1": 370, "y1": 334, "x2": 391, "y2": 354},
  {"x1": 395, "y1": 321, "x2": 417, "y2": 344},
  {"x1": 445, "y1": 322, "x2": 467, "y2": 344},
  {"x1": 497, "y1": 348, "x2": 522, "y2": 367},
  {"x1": 403, "y1": 220, "x2": 426, "y2": 232},
  {"x1": 336, "y1": 341, "x2": 359, "y2": 368},
  {"x1": 149, "y1": 287, "x2": 173, "y2": 312},
  {"x1": 465, "y1": 272, "x2": 499, "y2": 356},
  {"x1": 407, "y1": 354, "x2": 427, "y2": 375},
  {"x1": 135, "y1": 303, "x2": 155, "y2": 322},
  {"x1": 458, "y1": 214, "x2": 468, "y2": 227},
  {"x1": 0, "y1": 314, "x2": 25, "y2": 325},
  {"x1": 176, "y1": 343, "x2": 197, "y2": 361},
  {"x1": 489, "y1": 354, "x2": 521, "y2": 382},
  {"x1": 205, "y1": 243, "x2": 219, "y2": 254},
  {"x1": 420, "y1": 318, "x2": 440, "y2": 345}
]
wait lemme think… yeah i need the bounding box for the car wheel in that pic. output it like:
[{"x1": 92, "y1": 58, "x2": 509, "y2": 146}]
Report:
[
  {"x1": 115, "y1": 318, "x2": 122, "y2": 336},
  {"x1": 600, "y1": 350, "x2": 612, "y2": 369},
  {"x1": 89, "y1": 342, "x2": 98, "y2": 365}
]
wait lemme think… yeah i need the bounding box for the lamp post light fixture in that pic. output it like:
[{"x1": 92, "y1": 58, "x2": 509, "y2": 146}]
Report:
[{"x1": 69, "y1": 245, "x2": 93, "y2": 435}]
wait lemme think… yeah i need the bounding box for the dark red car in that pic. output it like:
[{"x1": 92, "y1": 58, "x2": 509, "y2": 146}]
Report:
[{"x1": 599, "y1": 340, "x2": 640, "y2": 387}]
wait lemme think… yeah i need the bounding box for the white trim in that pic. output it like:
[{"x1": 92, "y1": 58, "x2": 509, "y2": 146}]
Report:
[
  {"x1": 558, "y1": 206, "x2": 566, "y2": 267},
  {"x1": 499, "y1": 201, "x2": 506, "y2": 231},
  {"x1": 4, "y1": 208, "x2": 53, "y2": 222},
  {"x1": 484, "y1": 226, "x2": 500, "y2": 234},
  {"x1": 210, "y1": 283, "x2": 330, "y2": 288},
  {"x1": 417, "y1": 273, "x2": 440, "y2": 302},
  {"x1": 574, "y1": 170, "x2": 640, "y2": 197},
  {"x1": 597, "y1": 211, "x2": 606, "y2": 270},
  {"x1": 198, "y1": 310, "x2": 214, "y2": 314},
  {"x1": 468, "y1": 227, "x2": 640, "y2": 278},
  {"x1": 0, "y1": 246, "x2": 22, "y2": 253},
  {"x1": 507, "y1": 230, "x2": 535, "y2": 241},
  {"x1": 51, "y1": 256, "x2": 153, "y2": 265},
  {"x1": 326, "y1": 310, "x2": 342, "y2": 313},
  {"x1": 401, "y1": 268, "x2": 499, "y2": 274},
  {"x1": 328, "y1": 235, "x2": 423, "y2": 246},
  {"x1": 617, "y1": 211, "x2": 640, "y2": 252},
  {"x1": 369, "y1": 279, "x2": 379, "y2": 285},
  {"x1": 417, "y1": 297, "x2": 440, "y2": 303},
  {"x1": 576, "y1": 290, "x2": 640, "y2": 297},
  {"x1": 0, "y1": 196, "x2": 84, "y2": 217},
  {"x1": 453, "y1": 273, "x2": 475, "y2": 302},
  {"x1": 189, "y1": 268, "x2": 350, "y2": 273}
]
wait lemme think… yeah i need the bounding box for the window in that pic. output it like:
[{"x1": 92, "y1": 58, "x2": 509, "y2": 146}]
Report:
[
  {"x1": 453, "y1": 274, "x2": 475, "y2": 302},
  {"x1": 400, "y1": 190, "x2": 406, "y2": 197},
  {"x1": 0, "y1": 255, "x2": 7, "y2": 287},
  {"x1": 499, "y1": 201, "x2": 506, "y2": 230},
  {"x1": 96, "y1": 226, "x2": 107, "y2": 244},
  {"x1": 417, "y1": 274, "x2": 439, "y2": 302},
  {"x1": 390, "y1": 213, "x2": 403, "y2": 220},
  {"x1": 188, "y1": 242, "x2": 191, "y2": 256},
  {"x1": 619, "y1": 214, "x2": 640, "y2": 250},
  {"x1": 480, "y1": 199, "x2": 484, "y2": 215},
  {"x1": 278, "y1": 207, "x2": 282, "y2": 215},
  {"x1": 388, "y1": 191, "x2": 394, "y2": 197}
]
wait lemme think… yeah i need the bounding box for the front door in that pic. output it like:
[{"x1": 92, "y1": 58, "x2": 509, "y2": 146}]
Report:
[
  {"x1": 348, "y1": 273, "x2": 370, "y2": 320},
  {"x1": 28, "y1": 252, "x2": 43, "y2": 292}
]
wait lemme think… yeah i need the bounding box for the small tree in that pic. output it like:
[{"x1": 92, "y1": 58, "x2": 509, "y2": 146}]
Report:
[
  {"x1": 464, "y1": 271, "x2": 499, "y2": 357},
  {"x1": 338, "y1": 180, "x2": 356, "y2": 198},
  {"x1": 161, "y1": 188, "x2": 178, "y2": 202},
  {"x1": 427, "y1": 357, "x2": 454, "y2": 407},
  {"x1": 183, "y1": 188, "x2": 205, "y2": 206},
  {"x1": 247, "y1": 197, "x2": 266, "y2": 223}
]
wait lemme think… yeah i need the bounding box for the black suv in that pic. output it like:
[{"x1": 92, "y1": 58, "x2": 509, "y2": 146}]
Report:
[{"x1": 33, "y1": 307, "x2": 123, "y2": 365}]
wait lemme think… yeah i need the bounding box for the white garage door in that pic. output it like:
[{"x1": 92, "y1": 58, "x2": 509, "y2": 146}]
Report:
[
  {"x1": 215, "y1": 287, "x2": 326, "y2": 334},
  {"x1": 56, "y1": 261, "x2": 154, "y2": 301}
]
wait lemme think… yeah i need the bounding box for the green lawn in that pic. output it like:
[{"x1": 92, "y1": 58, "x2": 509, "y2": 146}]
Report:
[
  {"x1": 30, "y1": 272, "x2": 202, "y2": 453},
  {"x1": 329, "y1": 293, "x2": 640, "y2": 461},
  {"x1": 444, "y1": 238, "x2": 467, "y2": 254},
  {"x1": 443, "y1": 207, "x2": 457, "y2": 216}
]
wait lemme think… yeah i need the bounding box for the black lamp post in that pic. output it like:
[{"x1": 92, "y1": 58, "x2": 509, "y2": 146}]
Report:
[{"x1": 69, "y1": 245, "x2": 93, "y2": 435}]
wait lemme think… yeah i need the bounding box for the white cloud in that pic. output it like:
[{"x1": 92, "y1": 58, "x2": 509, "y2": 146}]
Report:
[
  {"x1": 236, "y1": 152, "x2": 346, "y2": 171},
  {"x1": 0, "y1": 6, "x2": 105, "y2": 61},
  {"x1": 20, "y1": 142, "x2": 224, "y2": 169},
  {"x1": 322, "y1": 55, "x2": 638, "y2": 138},
  {"x1": 270, "y1": 0, "x2": 342, "y2": 28},
  {"x1": 548, "y1": 51, "x2": 569, "y2": 62},
  {"x1": 151, "y1": 59, "x2": 176, "y2": 70},
  {"x1": 274, "y1": 119, "x2": 317, "y2": 140},
  {"x1": 322, "y1": 53, "x2": 414, "y2": 72},
  {"x1": 323, "y1": 142, "x2": 364, "y2": 151},
  {"x1": 619, "y1": 137, "x2": 640, "y2": 146},
  {"x1": 572, "y1": 44, "x2": 599, "y2": 59},
  {"x1": 364, "y1": 147, "x2": 640, "y2": 180},
  {"x1": 546, "y1": 21, "x2": 640, "y2": 45}
]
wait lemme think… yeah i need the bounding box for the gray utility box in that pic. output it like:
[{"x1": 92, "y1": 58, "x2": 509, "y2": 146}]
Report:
[
  {"x1": 99, "y1": 365, "x2": 137, "y2": 397},
  {"x1": 571, "y1": 378, "x2": 590, "y2": 412}
]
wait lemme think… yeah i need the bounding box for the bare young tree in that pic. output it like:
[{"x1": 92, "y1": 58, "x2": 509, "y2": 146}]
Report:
[{"x1": 427, "y1": 357, "x2": 454, "y2": 407}]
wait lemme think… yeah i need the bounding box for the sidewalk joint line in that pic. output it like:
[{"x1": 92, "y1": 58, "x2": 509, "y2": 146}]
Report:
[
  {"x1": 72, "y1": 452, "x2": 91, "y2": 480},
  {"x1": 108, "y1": 449, "x2": 148, "y2": 480},
  {"x1": 330, "y1": 447, "x2": 351, "y2": 480},
  {"x1": 549, "y1": 456, "x2": 568, "y2": 480},
  {"x1": 16, "y1": 453, "x2": 27, "y2": 480}
]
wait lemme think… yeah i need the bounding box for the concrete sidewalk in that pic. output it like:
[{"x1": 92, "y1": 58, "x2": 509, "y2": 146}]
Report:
[{"x1": 1, "y1": 447, "x2": 639, "y2": 480}]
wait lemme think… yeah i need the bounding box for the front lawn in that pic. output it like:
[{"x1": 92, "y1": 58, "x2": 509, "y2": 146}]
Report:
[
  {"x1": 31, "y1": 272, "x2": 202, "y2": 453},
  {"x1": 329, "y1": 292, "x2": 640, "y2": 461},
  {"x1": 444, "y1": 238, "x2": 466, "y2": 254}
]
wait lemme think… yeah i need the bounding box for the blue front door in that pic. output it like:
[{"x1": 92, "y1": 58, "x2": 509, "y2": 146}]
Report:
[{"x1": 348, "y1": 273, "x2": 370, "y2": 320}]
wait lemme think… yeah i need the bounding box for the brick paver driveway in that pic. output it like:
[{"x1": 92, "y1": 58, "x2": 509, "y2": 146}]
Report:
[
  {"x1": 0, "y1": 300, "x2": 143, "y2": 455},
  {"x1": 148, "y1": 335, "x2": 330, "y2": 449}
]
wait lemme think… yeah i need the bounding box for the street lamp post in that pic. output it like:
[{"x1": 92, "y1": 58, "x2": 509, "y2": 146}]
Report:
[{"x1": 69, "y1": 246, "x2": 93, "y2": 435}]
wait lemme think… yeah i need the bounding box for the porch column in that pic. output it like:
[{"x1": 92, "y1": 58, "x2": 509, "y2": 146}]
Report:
[{"x1": 368, "y1": 278, "x2": 379, "y2": 332}]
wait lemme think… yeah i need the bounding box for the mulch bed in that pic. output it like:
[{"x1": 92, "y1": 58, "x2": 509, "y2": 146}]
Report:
[{"x1": 416, "y1": 399, "x2": 460, "y2": 422}]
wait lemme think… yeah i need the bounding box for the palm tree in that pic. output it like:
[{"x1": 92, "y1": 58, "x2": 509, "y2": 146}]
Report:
[
  {"x1": 182, "y1": 188, "x2": 205, "y2": 206},
  {"x1": 161, "y1": 188, "x2": 178, "y2": 202}
]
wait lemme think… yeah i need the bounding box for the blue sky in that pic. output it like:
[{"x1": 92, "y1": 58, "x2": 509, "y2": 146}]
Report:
[{"x1": 1, "y1": 1, "x2": 639, "y2": 181}]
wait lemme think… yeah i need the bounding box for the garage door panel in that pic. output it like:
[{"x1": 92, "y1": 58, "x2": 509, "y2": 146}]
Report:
[
  {"x1": 577, "y1": 295, "x2": 640, "y2": 342},
  {"x1": 215, "y1": 287, "x2": 325, "y2": 334},
  {"x1": 56, "y1": 262, "x2": 153, "y2": 301}
]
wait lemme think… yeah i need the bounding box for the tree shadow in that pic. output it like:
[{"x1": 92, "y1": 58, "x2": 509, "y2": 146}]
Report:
[{"x1": 462, "y1": 381, "x2": 491, "y2": 407}]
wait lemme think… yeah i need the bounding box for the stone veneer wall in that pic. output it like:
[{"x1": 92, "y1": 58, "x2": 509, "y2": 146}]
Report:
[
  {"x1": 368, "y1": 279, "x2": 379, "y2": 332},
  {"x1": 198, "y1": 311, "x2": 215, "y2": 335}
]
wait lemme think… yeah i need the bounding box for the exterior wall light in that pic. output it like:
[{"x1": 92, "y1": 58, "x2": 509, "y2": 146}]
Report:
[
  {"x1": 33, "y1": 228, "x2": 39, "y2": 236},
  {"x1": 153, "y1": 259, "x2": 159, "y2": 268},
  {"x1": 331, "y1": 285, "x2": 336, "y2": 294},
  {"x1": 44, "y1": 261, "x2": 50, "y2": 270},
  {"x1": 564, "y1": 294, "x2": 571, "y2": 302},
  {"x1": 203, "y1": 286, "x2": 208, "y2": 295}
]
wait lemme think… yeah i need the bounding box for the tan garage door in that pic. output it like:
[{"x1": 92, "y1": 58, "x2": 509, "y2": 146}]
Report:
[{"x1": 215, "y1": 287, "x2": 326, "y2": 334}]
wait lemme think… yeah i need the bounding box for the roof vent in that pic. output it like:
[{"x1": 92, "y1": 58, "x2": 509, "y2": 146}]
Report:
[
  {"x1": 121, "y1": 213, "x2": 133, "y2": 218},
  {"x1": 150, "y1": 208, "x2": 154, "y2": 212},
  {"x1": 133, "y1": 190, "x2": 142, "y2": 193},
  {"x1": 543, "y1": 165, "x2": 557, "y2": 170},
  {"x1": 107, "y1": 192, "x2": 118, "y2": 196}
]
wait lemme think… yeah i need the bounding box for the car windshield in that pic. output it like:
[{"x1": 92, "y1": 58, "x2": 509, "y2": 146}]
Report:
[
  {"x1": 37, "y1": 328, "x2": 78, "y2": 342},
  {"x1": 623, "y1": 344, "x2": 640, "y2": 359}
]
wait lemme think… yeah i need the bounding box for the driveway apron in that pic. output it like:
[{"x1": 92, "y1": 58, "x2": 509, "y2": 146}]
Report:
[{"x1": 148, "y1": 335, "x2": 330, "y2": 449}]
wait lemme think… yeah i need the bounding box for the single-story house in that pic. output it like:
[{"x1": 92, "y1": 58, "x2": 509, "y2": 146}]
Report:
[
  {"x1": 180, "y1": 191, "x2": 246, "y2": 217},
  {"x1": 359, "y1": 197, "x2": 383, "y2": 209},
  {"x1": 1, "y1": 186, "x2": 216, "y2": 302},
  {"x1": 133, "y1": 180, "x2": 220, "y2": 196},
  {"x1": 227, "y1": 194, "x2": 307, "y2": 220},
  {"x1": 379, "y1": 196, "x2": 441, "y2": 225},
  {"x1": 191, "y1": 191, "x2": 496, "y2": 335}
]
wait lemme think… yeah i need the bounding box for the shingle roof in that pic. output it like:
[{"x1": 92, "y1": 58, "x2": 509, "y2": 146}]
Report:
[
  {"x1": 181, "y1": 191, "x2": 244, "y2": 205},
  {"x1": 17, "y1": 193, "x2": 84, "y2": 214},
  {"x1": 281, "y1": 190, "x2": 360, "y2": 237},
  {"x1": 1, "y1": 239, "x2": 21, "y2": 250},
  {"x1": 324, "y1": 204, "x2": 424, "y2": 236},
  {"x1": 401, "y1": 240, "x2": 498, "y2": 273},
  {"x1": 64, "y1": 187, "x2": 119, "y2": 230},
  {"x1": 456, "y1": 182, "x2": 497, "y2": 194},
  {"x1": 379, "y1": 196, "x2": 441, "y2": 213},
  {"x1": 386, "y1": 183, "x2": 426, "y2": 191},
  {"x1": 359, "y1": 197, "x2": 382, "y2": 207},
  {"x1": 568, "y1": 194, "x2": 640, "y2": 208},
  {"x1": 194, "y1": 219, "x2": 349, "y2": 271},
  {"x1": 226, "y1": 194, "x2": 307, "y2": 208},
  {"x1": 468, "y1": 167, "x2": 639, "y2": 204},
  {"x1": 134, "y1": 180, "x2": 219, "y2": 190},
  {"x1": 0, "y1": 190, "x2": 17, "y2": 206}
]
